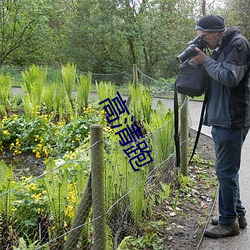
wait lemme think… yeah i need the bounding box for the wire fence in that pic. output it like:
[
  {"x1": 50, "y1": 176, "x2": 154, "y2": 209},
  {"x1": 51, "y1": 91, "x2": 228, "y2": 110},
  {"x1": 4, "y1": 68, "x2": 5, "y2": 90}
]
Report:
[
  {"x1": 0, "y1": 64, "x2": 175, "y2": 97},
  {"x1": 0, "y1": 66, "x2": 191, "y2": 249},
  {"x1": 0, "y1": 128, "x2": 178, "y2": 249}
]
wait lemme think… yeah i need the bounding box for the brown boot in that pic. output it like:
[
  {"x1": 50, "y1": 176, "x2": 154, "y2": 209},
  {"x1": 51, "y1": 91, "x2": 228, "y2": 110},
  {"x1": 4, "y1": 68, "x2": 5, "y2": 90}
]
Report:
[
  {"x1": 204, "y1": 222, "x2": 240, "y2": 238},
  {"x1": 211, "y1": 214, "x2": 247, "y2": 229}
]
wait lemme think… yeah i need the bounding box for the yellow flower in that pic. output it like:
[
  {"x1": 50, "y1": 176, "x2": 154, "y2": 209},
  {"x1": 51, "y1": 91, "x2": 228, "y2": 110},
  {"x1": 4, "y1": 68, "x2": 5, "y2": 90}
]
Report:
[
  {"x1": 12, "y1": 207, "x2": 17, "y2": 212},
  {"x1": 43, "y1": 147, "x2": 49, "y2": 157},
  {"x1": 71, "y1": 195, "x2": 76, "y2": 204},
  {"x1": 65, "y1": 205, "x2": 74, "y2": 218},
  {"x1": 14, "y1": 149, "x2": 22, "y2": 155},
  {"x1": 3, "y1": 130, "x2": 9, "y2": 135},
  {"x1": 32, "y1": 193, "x2": 42, "y2": 201},
  {"x1": 26, "y1": 183, "x2": 37, "y2": 191},
  {"x1": 36, "y1": 152, "x2": 41, "y2": 159}
]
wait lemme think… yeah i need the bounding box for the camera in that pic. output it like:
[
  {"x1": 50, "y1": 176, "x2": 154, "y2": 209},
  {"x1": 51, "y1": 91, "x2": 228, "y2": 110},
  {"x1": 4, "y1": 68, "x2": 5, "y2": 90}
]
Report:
[{"x1": 176, "y1": 36, "x2": 208, "y2": 64}]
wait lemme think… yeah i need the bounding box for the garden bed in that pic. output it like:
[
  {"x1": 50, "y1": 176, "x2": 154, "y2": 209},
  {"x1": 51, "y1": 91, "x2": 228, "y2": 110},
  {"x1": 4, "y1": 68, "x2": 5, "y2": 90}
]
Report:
[{"x1": 0, "y1": 130, "x2": 217, "y2": 250}]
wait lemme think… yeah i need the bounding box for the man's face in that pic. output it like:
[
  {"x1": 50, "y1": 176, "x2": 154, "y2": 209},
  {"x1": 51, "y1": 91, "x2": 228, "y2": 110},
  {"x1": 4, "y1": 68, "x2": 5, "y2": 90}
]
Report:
[{"x1": 196, "y1": 30, "x2": 222, "y2": 49}]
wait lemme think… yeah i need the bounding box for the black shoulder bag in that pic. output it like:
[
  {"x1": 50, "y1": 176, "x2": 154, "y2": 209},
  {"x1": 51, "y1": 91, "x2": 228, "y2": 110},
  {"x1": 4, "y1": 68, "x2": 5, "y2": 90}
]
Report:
[
  {"x1": 175, "y1": 58, "x2": 208, "y2": 97},
  {"x1": 174, "y1": 58, "x2": 210, "y2": 168}
]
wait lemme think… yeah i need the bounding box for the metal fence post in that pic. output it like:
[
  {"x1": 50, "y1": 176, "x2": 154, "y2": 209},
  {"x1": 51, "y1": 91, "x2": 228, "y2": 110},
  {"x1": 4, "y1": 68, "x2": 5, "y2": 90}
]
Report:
[
  {"x1": 180, "y1": 94, "x2": 189, "y2": 176},
  {"x1": 91, "y1": 124, "x2": 106, "y2": 250}
]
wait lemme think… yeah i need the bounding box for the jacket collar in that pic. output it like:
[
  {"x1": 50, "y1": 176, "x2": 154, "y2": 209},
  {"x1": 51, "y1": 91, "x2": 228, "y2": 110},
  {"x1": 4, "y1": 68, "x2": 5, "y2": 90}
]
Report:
[
  {"x1": 212, "y1": 26, "x2": 241, "y2": 58},
  {"x1": 221, "y1": 26, "x2": 241, "y2": 46}
]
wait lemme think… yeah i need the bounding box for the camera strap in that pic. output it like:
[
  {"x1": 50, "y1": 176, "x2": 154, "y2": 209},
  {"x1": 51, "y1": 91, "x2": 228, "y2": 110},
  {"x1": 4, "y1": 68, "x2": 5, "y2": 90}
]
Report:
[{"x1": 174, "y1": 82, "x2": 181, "y2": 168}]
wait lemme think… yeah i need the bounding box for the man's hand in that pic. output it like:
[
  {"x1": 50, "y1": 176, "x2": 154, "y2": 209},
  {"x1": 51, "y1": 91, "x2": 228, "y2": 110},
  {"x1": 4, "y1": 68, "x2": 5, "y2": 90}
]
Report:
[{"x1": 192, "y1": 47, "x2": 207, "y2": 64}]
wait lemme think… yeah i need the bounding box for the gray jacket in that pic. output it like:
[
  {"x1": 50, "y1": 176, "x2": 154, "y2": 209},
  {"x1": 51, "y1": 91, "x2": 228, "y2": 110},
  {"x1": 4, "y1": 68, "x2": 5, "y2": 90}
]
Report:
[{"x1": 203, "y1": 26, "x2": 250, "y2": 128}]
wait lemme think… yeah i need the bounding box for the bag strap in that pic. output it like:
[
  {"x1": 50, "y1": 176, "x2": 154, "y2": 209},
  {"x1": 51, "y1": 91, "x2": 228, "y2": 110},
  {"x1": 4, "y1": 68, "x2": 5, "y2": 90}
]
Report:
[
  {"x1": 174, "y1": 80, "x2": 180, "y2": 168},
  {"x1": 189, "y1": 91, "x2": 208, "y2": 164}
]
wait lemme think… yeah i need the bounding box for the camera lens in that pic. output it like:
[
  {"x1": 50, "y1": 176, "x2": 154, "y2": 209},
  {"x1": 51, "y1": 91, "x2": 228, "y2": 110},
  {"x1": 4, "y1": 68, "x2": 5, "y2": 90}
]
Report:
[
  {"x1": 176, "y1": 37, "x2": 208, "y2": 63},
  {"x1": 176, "y1": 45, "x2": 198, "y2": 63}
]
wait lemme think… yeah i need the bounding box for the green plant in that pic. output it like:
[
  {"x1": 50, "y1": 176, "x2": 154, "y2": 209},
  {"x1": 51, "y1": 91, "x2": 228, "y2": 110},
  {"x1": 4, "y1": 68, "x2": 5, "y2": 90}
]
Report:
[
  {"x1": 96, "y1": 81, "x2": 116, "y2": 103},
  {"x1": 12, "y1": 176, "x2": 49, "y2": 241},
  {"x1": 117, "y1": 233, "x2": 163, "y2": 250},
  {"x1": 0, "y1": 161, "x2": 18, "y2": 248},
  {"x1": 0, "y1": 108, "x2": 102, "y2": 158},
  {"x1": 127, "y1": 168, "x2": 147, "y2": 224},
  {"x1": 0, "y1": 73, "x2": 12, "y2": 117},
  {"x1": 145, "y1": 100, "x2": 174, "y2": 165},
  {"x1": 60, "y1": 62, "x2": 76, "y2": 102},
  {"x1": 43, "y1": 84, "x2": 56, "y2": 114},
  {"x1": 129, "y1": 83, "x2": 152, "y2": 124},
  {"x1": 0, "y1": 115, "x2": 58, "y2": 157},
  {"x1": 105, "y1": 132, "x2": 150, "y2": 249},
  {"x1": 76, "y1": 72, "x2": 92, "y2": 111},
  {"x1": 178, "y1": 173, "x2": 191, "y2": 189},
  {"x1": 52, "y1": 83, "x2": 66, "y2": 121},
  {"x1": 172, "y1": 190, "x2": 180, "y2": 210},
  {"x1": 157, "y1": 182, "x2": 171, "y2": 204},
  {"x1": 0, "y1": 161, "x2": 15, "y2": 222},
  {"x1": 43, "y1": 159, "x2": 69, "y2": 224},
  {"x1": 13, "y1": 233, "x2": 49, "y2": 250},
  {"x1": 51, "y1": 81, "x2": 74, "y2": 122},
  {"x1": 21, "y1": 65, "x2": 47, "y2": 118}
]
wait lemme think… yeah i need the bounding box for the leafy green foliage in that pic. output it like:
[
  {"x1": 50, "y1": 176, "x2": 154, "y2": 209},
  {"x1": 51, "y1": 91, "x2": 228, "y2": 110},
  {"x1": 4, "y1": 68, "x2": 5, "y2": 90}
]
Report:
[
  {"x1": 145, "y1": 100, "x2": 174, "y2": 165},
  {"x1": 0, "y1": 73, "x2": 12, "y2": 117},
  {"x1": 129, "y1": 83, "x2": 153, "y2": 124},
  {"x1": 0, "y1": 0, "x2": 229, "y2": 79},
  {"x1": 13, "y1": 235, "x2": 47, "y2": 250},
  {"x1": 0, "y1": 109, "x2": 101, "y2": 158},
  {"x1": 43, "y1": 159, "x2": 69, "y2": 233},
  {"x1": 21, "y1": 65, "x2": 47, "y2": 118},
  {"x1": 96, "y1": 81, "x2": 116, "y2": 103},
  {"x1": 117, "y1": 233, "x2": 163, "y2": 250},
  {"x1": 61, "y1": 63, "x2": 76, "y2": 101},
  {"x1": 0, "y1": 161, "x2": 14, "y2": 222},
  {"x1": 76, "y1": 72, "x2": 92, "y2": 110}
]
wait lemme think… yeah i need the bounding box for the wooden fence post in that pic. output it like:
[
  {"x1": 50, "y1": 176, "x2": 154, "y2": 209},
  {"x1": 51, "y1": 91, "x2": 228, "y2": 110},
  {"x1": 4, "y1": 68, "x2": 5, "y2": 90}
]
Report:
[
  {"x1": 91, "y1": 124, "x2": 106, "y2": 250},
  {"x1": 63, "y1": 175, "x2": 92, "y2": 250},
  {"x1": 133, "y1": 63, "x2": 138, "y2": 86},
  {"x1": 126, "y1": 64, "x2": 138, "y2": 108}
]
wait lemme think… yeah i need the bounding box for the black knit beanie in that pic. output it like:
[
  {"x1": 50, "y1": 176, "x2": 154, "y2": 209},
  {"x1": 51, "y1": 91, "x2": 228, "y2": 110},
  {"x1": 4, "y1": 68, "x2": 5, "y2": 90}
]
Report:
[{"x1": 195, "y1": 15, "x2": 225, "y2": 32}]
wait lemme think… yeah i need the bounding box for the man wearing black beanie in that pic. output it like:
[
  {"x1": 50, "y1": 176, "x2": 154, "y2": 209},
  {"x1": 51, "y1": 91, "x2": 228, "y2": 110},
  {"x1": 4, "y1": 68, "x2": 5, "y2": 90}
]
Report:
[{"x1": 192, "y1": 15, "x2": 250, "y2": 238}]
